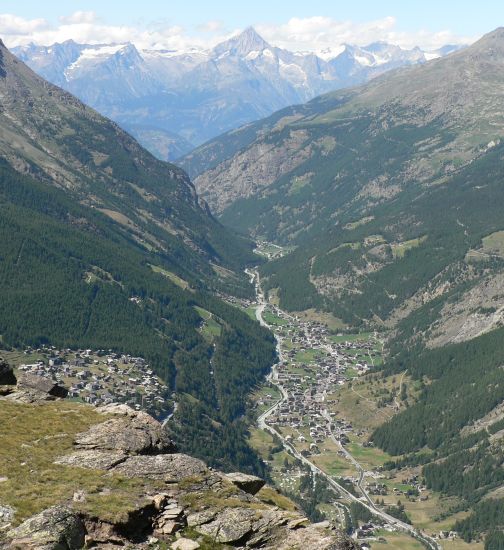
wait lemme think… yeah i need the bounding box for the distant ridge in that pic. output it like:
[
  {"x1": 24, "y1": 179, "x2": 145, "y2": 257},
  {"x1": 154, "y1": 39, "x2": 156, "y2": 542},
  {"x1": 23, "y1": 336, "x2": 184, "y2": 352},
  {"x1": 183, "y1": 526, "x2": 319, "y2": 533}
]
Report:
[{"x1": 11, "y1": 28, "x2": 463, "y2": 160}]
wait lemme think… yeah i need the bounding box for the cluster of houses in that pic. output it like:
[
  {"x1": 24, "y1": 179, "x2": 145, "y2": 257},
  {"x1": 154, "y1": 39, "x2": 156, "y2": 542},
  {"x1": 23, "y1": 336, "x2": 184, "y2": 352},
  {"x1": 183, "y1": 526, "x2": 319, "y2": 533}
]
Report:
[
  {"x1": 262, "y1": 307, "x2": 381, "y2": 453},
  {"x1": 15, "y1": 346, "x2": 170, "y2": 417}
]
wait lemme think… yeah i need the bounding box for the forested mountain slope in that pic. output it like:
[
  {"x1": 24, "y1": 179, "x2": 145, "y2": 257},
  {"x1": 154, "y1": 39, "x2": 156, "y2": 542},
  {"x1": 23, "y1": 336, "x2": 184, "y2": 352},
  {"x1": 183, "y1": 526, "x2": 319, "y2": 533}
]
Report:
[
  {"x1": 0, "y1": 38, "x2": 276, "y2": 473},
  {"x1": 176, "y1": 30, "x2": 504, "y2": 535},
  {"x1": 182, "y1": 28, "x2": 504, "y2": 339},
  {"x1": 0, "y1": 38, "x2": 254, "y2": 288}
]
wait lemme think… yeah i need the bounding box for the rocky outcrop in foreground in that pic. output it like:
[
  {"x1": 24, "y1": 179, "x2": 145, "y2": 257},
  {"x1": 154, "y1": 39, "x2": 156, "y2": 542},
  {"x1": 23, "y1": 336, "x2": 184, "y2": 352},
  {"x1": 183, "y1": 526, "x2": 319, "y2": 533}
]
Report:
[
  {"x1": 2, "y1": 396, "x2": 357, "y2": 550},
  {"x1": 1, "y1": 369, "x2": 68, "y2": 402}
]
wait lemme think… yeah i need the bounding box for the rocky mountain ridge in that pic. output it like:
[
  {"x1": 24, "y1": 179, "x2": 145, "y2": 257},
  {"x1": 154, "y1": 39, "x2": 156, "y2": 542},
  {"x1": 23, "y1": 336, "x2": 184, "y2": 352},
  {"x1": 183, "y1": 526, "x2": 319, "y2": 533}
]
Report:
[
  {"x1": 0, "y1": 367, "x2": 356, "y2": 550},
  {"x1": 183, "y1": 28, "x2": 504, "y2": 217},
  {"x1": 11, "y1": 28, "x2": 461, "y2": 159}
]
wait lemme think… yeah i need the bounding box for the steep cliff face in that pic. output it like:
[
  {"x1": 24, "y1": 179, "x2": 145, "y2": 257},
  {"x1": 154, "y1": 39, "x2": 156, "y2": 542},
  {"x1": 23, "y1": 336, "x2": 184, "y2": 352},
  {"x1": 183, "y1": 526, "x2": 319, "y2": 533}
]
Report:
[{"x1": 0, "y1": 388, "x2": 356, "y2": 550}]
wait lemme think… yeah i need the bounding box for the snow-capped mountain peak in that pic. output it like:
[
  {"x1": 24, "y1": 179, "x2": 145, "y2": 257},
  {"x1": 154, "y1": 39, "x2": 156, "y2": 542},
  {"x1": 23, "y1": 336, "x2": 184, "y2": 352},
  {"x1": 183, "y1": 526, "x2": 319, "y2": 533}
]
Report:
[
  {"x1": 213, "y1": 26, "x2": 270, "y2": 57},
  {"x1": 11, "y1": 30, "x2": 465, "y2": 161}
]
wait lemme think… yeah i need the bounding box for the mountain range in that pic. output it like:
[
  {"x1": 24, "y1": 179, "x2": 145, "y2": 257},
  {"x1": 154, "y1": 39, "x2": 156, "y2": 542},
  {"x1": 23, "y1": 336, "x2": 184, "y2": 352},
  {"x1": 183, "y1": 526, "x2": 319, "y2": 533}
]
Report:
[
  {"x1": 183, "y1": 27, "x2": 504, "y2": 337},
  {"x1": 11, "y1": 27, "x2": 461, "y2": 160},
  {"x1": 2, "y1": 16, "x2": 504, "y2": 545}
]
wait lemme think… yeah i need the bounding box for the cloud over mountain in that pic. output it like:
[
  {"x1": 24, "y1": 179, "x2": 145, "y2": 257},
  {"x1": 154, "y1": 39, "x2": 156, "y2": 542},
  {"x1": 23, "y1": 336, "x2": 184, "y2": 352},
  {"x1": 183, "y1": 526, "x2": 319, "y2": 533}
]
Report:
[{"x1": 1, "y1": 10, "x2": 476, "y2": 53}]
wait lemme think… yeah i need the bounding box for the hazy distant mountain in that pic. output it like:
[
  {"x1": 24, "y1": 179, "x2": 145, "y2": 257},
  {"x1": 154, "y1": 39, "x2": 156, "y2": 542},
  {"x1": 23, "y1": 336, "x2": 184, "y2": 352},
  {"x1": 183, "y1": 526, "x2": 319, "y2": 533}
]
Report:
[{"x1": 11, "y1": 28, "x2": 462, "y2": 160}]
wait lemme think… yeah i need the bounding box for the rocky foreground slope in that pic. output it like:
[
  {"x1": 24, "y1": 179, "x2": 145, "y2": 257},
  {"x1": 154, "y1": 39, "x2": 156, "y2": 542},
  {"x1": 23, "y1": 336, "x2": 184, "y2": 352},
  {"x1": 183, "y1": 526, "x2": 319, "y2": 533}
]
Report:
[{"x1": 0, "y1": 368, "x2": 356, "y2": 550}]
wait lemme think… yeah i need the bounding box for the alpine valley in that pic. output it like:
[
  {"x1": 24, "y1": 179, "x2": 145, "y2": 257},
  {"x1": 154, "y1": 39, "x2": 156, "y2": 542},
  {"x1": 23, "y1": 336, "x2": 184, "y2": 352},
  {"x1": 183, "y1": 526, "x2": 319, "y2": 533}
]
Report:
[
  {"x1": 178, "y1": 28, "x2": 504, "y2": 548},
  {"x1": 1, "y1": 10, "x2": 504, "y2": 550},
  {"x1": 0, "y1": 35, "x2": 283, "y2": 478}
]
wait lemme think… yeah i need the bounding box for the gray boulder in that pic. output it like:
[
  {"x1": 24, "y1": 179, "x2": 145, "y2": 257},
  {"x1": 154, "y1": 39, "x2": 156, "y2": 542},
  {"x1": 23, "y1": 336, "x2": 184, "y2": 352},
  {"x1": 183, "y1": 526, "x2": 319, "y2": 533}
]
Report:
[
  {"x1": 171, "y1": 539, "x2": 200, "y2": 550},
  {"x1": 194, "y1": 507, "x2": 255, "y2": 543},
  {"x1": 8, "y1": 505, "x2": 85, "y2": 549},
  {"x1": 225, "y1": 472, "x2": 265, "y2": 495},
  {"x1": 54, "y1": 450, "x2": 127, "y2": 471},
  {"x1": 110, "y1": 453, "x2": 207, "y2": 481},
  {"x1": 16, "y1": 373, "x2": 68, "y2": 398},
  {"x1": 74, "y1": 410, "x2": 175, "y2": 455}
]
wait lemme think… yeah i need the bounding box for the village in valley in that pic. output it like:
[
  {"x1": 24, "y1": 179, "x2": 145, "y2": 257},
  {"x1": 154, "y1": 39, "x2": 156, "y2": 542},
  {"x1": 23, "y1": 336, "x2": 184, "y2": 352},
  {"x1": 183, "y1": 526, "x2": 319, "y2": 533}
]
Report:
[
  {"x1": 246, "y1": 298, "x2": 462, "y2": 549},
  {"x1": 234, "y1": 243, "x2": 465, "y2": 550},
  {"x1": 2, "y1": 346, "x2": 172, "y2": 419},
  {"x1": 0, "y1": 238, "x2": 472, "y2": 549}
]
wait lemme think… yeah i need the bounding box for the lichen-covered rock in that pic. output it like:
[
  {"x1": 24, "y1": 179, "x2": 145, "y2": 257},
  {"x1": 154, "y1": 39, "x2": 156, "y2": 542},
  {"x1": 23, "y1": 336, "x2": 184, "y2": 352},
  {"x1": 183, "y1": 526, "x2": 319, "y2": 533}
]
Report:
[
  {"x1": 54, "y1": 450, "x2": 127, "y2": 470},
  {"x1": 186, "y1": 509, "x2": 217, "y2": 527},
  {"x1": 0, "y1": 504, "x2": 15, "y2": 528},
  {"x1": 74, "y1": 410, "x2": 175, "y2": 455},
  {"x1": 194, "y1": 507, "x2": 256, "y2": 543},
  {"x1": 270, "y1": 523, "x2": 359, "y2": 550},
  {"x1": 110, "y1": 453, "x2": 207, "y2": 481},
  {"x1": 8, "y1": 505, "x2": 85, "y2": 549},
  {"x1": 224, "y1": 472, "x2": 265, "y2": 495}
]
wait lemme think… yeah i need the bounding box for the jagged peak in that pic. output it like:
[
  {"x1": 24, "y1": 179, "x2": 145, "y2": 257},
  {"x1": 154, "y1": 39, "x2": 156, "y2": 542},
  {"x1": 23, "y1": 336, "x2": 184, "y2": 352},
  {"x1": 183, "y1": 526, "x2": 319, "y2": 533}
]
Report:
[{"x1": 213, "y1": 26, "x2": 271, "y2": 57}]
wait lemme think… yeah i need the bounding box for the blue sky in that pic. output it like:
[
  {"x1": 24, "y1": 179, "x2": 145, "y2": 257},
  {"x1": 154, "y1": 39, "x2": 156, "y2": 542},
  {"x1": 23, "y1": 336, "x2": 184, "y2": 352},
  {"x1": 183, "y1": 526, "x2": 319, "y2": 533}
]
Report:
[
  {"x1": 1, "y1": 0, "x2": 501, "y2": 34},
  {"x1": 0, "y1": 1, "x2": 501, "y2": 51}
]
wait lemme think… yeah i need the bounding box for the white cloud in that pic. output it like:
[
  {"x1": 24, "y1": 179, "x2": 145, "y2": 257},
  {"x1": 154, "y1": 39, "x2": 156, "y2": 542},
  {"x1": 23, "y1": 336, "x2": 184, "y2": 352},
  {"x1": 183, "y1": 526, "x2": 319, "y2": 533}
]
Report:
[
  {"x1": 59, "y1": 11, "x2": 98, "y2": 25},
  {"x1": 0, "y1": 14, "x2": 49, "y2": 36},
  {"x1": 0, "y1": 11, "x2": 230, "y2": 51},
  {"x1": 197, "y1": 20, "x2": 225, "y2": 33},
  {"x1": 256, "y1": 16, "x2": 475, "y2": 52},
  {"x1": 0, "y1": 11, "x2": 477, "y2": 53}
]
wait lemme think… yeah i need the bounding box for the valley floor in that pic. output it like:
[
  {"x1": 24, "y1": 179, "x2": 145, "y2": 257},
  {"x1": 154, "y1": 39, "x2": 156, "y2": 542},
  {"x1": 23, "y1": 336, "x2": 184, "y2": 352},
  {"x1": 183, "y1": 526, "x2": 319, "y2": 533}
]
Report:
[{"x1": 243, "y1": 246, "x2": 484, "y2": 550}]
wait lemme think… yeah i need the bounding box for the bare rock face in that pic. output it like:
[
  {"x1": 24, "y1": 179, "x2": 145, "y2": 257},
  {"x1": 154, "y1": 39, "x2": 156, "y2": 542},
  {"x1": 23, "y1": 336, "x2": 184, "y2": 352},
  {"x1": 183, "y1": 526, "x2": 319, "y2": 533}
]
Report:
[
  {"x1": 7, "y1": 505, "x2": 85, "y2": 549},
  {"x1": 110, "y1": 453, "x2": 207, "y2": 481},
  {"x1": 224, "y1": 472, "x2": 265, "y2": 495},
  {"x1": 54, "y1": 450, "x2": 127, "y2": 471},
  {"x1": 194, "y1": 507, "x2": 255, "y2": 543},
  {"x1": 74, "y1": 410, "x2": 175, "y2": 455},
  {"x1": 0, "y1": 358, "x2": 15, "y2": 385}
]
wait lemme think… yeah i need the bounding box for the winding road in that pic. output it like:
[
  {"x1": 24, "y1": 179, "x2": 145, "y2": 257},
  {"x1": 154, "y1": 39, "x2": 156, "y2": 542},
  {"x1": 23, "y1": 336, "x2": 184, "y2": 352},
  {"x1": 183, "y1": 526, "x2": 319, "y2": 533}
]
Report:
[{"x1": 251, "y1": 269, "x2": 441, "y2": 550}]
